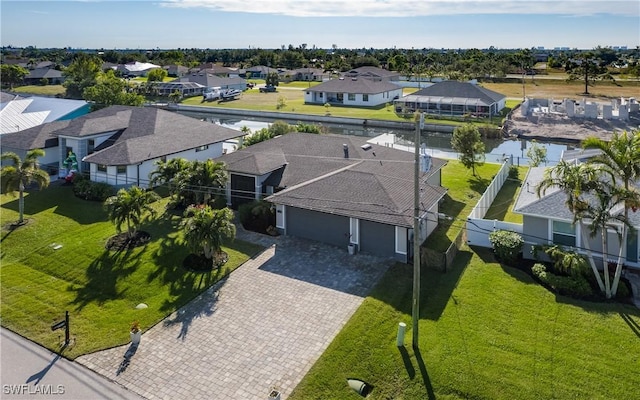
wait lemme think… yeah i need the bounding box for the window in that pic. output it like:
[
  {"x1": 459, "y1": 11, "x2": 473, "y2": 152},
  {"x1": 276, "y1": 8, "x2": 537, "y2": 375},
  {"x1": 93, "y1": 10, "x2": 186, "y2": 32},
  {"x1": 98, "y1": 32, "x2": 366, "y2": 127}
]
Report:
[
  {"x1": 97, "y1": 164, "x2": 107, "y2": 173},
  {"x1": 552, "y1": 221, "x2": 575, "y2": 247},
  {"x1": 196, "y1": 145, "x2": 209, "y2": 152},
  {"x1": 160, "y1": 156, "x2": 167, "y2": 163},
  {"x1": 87, "y1": 139, "x2": 95, "y2": 154},
  {"x1": 363, "y1": 94, "x2": 369, "y2": 102},
  {"x1": 116, "y1": 165, "x2": 126, "y2": 174},
  {"x1": 319, "y1": 93, "x2": 323, "y2": 98},
  {"x1": 348, "y1": 93, "x2": 355, "y2": 101}
]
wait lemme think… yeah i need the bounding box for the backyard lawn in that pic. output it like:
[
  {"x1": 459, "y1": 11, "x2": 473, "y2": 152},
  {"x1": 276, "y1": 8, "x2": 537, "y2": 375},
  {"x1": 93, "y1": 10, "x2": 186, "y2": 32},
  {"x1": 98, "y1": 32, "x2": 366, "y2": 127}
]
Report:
[
  {"x1": 289, "y1": 246, "x2": 640, "y2": 400},
  {"x1": 0, "y1": 184, "x2": 262, "y2": 359},
  {"x1": 428, "y1": 161, "x2": 502, "y2": 252}
]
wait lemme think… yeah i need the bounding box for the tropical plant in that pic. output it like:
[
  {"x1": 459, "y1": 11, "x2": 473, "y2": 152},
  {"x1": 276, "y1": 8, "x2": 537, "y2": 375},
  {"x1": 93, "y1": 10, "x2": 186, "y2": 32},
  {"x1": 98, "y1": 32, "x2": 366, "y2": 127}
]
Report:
[
  {"x1": 1, "y1": 150, "x2": 50, "y2": 224},
  {"x1": 104, "y1": 186, "x2": 160, "y2": 239},
  {"x1": 582, "y1": 129, "x2": 640, "y2": 296},
  {"x1": 181, "y1": 205, "x2": 236, "y2": 266},
  {"x1": 149, "y1": 157, "x2": 190, "y2": 196},
  {"x1": 537, "y1": 160, "x2": 606, "y2": 293},
  {"x1": 175, "y1": 159, "x2": 227, "y2": 206}
]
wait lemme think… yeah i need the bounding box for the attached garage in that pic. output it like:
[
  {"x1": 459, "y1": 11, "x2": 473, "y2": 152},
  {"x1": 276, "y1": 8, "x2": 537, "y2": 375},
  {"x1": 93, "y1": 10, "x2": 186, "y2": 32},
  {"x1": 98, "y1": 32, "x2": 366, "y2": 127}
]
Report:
[{"x1": 286, "y1": 207, "x2": 349, "y2": 249}]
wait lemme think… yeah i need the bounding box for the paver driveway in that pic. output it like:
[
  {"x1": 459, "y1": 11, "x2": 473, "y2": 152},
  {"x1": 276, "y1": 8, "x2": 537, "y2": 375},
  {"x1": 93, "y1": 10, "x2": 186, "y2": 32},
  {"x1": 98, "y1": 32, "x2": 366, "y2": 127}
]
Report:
[{"x1": 77, "y1": 232, "x2": 392, "y2": 400}]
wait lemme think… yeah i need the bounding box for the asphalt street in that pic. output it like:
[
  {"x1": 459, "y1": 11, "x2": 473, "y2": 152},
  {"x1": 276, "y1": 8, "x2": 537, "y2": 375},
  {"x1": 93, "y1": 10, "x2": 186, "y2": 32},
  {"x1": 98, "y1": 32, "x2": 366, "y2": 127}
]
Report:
[{"x1": 0, "y1": 328, "x2": 145, "y2": 400}]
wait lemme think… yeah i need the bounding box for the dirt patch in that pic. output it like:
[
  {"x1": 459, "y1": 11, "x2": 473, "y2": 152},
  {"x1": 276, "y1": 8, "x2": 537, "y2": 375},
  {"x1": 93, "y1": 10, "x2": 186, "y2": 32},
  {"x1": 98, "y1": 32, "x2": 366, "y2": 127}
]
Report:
[{"x1": 506, "y1": 112, "x2": 639, "y2": 143}]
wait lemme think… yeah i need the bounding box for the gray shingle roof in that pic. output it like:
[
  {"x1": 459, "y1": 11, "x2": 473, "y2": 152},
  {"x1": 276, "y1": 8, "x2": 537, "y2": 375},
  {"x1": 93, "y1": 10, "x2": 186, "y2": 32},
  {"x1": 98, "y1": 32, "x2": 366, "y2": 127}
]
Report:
[
  {"x1": 306, "y1": 78, "x2": 401, "y2": 94},
  {"x1": 70, "y1": 106, "x2": 244, "y2": 165},
  {"x1": 0, "y1": 120, "x2": 67, "y2": 150},
  {"x1": 411, "y1": 81, "x2": 506, "y2": 103},
  {"x1": 218, "y1": 132, "x2": 447, "y2": 227}
]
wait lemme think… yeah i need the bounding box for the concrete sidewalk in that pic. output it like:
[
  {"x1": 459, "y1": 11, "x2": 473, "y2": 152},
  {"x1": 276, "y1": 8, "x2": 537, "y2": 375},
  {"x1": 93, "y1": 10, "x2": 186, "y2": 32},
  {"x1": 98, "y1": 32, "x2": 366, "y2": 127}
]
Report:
[{"x1": 77, "y1": 235, "x2": 391, "y2": 400}]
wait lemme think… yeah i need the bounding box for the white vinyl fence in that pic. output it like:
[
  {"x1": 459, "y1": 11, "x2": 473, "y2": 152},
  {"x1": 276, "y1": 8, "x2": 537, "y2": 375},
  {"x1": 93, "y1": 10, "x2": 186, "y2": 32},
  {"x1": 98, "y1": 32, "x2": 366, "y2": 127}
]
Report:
[{"x1": 467, "y1": 157, "x2": 523, "y2": 248}]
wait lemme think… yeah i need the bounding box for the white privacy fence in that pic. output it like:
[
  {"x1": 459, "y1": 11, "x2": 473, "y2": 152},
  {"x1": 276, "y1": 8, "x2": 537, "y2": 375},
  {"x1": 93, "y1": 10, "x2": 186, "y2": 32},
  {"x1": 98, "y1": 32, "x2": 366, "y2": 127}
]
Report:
[{"x1": 466, "y1": 157, "x2": 523, "y2": 248}]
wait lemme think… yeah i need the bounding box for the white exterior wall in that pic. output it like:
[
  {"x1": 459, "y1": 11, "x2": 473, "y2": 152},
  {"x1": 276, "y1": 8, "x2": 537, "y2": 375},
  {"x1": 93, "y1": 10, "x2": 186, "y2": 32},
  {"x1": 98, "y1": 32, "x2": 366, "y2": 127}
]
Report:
[
  {"x1": 89, "y1": 142, "x2": 225, "y2": 188},
  {"x1": 304, "y1": 88, "x2": 403, "y2": 107}
]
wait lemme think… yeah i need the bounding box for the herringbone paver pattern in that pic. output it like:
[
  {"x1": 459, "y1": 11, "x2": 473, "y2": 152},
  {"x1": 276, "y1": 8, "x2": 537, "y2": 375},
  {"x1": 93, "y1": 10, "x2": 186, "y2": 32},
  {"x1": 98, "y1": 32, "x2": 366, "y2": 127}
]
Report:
[{"x1": 77, "y1": 231, "x2": 391, "y2": 400}]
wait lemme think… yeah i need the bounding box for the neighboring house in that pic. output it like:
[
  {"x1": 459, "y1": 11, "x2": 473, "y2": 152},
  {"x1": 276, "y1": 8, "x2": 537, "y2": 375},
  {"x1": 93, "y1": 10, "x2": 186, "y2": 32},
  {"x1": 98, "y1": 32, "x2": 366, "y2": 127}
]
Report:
[
  {"x1": 513, "y1": 156, "x2": 640, "y2": 270},
  {"x1": 2, "y1": 105, "x2": 244, "y2": 187},
  {"x1": 342, "y1": 66, "x2": 401, "y2": 82},
  {"x1": 288, "y1": 67, "x2": 329, "y2": 82},
  {"x1": 23, "y1": 68, "x2": 64, "y2": 85},
  {"x1": 152, "y1": 81, "x2": 205, "y2": 97},
  {"x1": 178, "y1": 73, "x2": 247, "y2": 92},
  {"x1": 164, "y1": 64, "x2": 189, "y2": 77},
  {"x1": 116, "y1": 61, "x2": 162, "y2": 77},
  {"x1": 244, "y1": 65, "x2": 279, "y2": 79},
  {"x1": 193, "y1": 64, "x2": 235, "y2": 77},
  {"x1": 0, "y1": 92, "x2": 90, "y2": 134},
  {"x1": 395, "y1": 80, "x2": 506, "y2": 117},
  {"x1": 304, "y1": 78, "x2": 403, "y2": 107},
  {"x1": 216, "y1": 132, "x2": 447, "y2": 261}
]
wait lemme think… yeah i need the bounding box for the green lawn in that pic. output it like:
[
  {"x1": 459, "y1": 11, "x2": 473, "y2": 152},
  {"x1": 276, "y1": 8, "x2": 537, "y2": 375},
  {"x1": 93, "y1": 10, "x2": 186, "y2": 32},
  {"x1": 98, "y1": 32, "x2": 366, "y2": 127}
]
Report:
[
  {"x1": 13, "y1": 84, "x2": 65, "y2": 97},
  {"x1": 428, "y1": 161, "x2": 502, "y2": 251},
  {"x1": 0, "y1": 185, "x2": 262, "y2": 359},
  {"x1": 484, "y1": 166, "x2": 529, "y2": 223},
  {"x1": 289, "y1": 247, "x2": 640, "y2": 400}
]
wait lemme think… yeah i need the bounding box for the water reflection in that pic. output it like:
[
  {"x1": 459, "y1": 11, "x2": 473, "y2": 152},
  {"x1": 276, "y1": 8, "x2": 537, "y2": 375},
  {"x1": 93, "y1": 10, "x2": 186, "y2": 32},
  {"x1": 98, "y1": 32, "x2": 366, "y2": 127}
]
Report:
[{"x1": 179, "y1": 111, "x2": 571, "y2": 166}]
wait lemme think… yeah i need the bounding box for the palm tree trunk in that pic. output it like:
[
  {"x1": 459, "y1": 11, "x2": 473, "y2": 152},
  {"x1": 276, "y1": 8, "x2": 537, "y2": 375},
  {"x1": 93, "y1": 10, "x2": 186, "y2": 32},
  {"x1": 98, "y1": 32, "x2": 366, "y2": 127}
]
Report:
[
  {"x1": 580, "y1": 222, "x2": 606, "y2": 293},
  {"x1": 18, "y1": 185, "x2": 25, "y2": 224},
  {"x1": 610, "y1": 223, "x2": 627, "y2": 298},
  {"x1": 602, "y1": 227, "x2": 611, "y2": 298}
]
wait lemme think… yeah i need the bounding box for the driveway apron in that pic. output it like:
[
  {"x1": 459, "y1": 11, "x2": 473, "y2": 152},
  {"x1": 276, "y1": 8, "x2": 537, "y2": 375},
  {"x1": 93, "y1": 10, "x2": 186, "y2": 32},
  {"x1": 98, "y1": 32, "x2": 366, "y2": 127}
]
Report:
[{"x1": 76, "y1": 231, "x2": 392, "y2": 400}]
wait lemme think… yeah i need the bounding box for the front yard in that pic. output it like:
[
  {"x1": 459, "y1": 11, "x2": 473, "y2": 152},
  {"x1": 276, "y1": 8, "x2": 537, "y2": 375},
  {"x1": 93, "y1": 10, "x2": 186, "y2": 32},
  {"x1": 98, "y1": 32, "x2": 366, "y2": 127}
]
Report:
[
  {"x1": 289, "y1": 247, "x2": 640, "y2": 400},
  {"x1": 0, "y1": 184, "x2": 262, "y2": 359}
]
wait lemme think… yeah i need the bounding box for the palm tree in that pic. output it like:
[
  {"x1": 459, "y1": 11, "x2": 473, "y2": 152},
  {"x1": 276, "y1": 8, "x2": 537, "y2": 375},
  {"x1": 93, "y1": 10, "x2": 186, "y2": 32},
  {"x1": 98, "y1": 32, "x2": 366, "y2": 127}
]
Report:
[
  {"x1": 537, "y1": 160, "x2": 606, "y2": 293},
  {"x1": 149, "y1": 157, "x2": 190, "y2": 196},
  {"x1": 174, "y1": 159, "x2": 227, "y2": 206},
  {"x1": 572, "y1": 180, "x2": 637, "y2": 298},
  {"x1": 104, "y1": 186, "x2": 160, "y2": 240},
  {"x1": 583, "y1": 129, "x2": 640, "y2": 296},
  {"x1": 181, "y1": 205, "x2": 236, "y2": 266},
  {"x1": 1, "y1": 150, "x2": 50, "y2": 224}
]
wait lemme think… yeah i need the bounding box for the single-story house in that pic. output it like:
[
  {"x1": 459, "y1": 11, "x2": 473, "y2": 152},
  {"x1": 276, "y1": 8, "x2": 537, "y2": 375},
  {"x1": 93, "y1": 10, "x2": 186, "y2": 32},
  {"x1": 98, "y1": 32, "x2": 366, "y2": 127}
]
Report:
[
  {"x1": 216, "y1": 132, "x2": 447, "y2": 262},
  {"x1": 513, "y1": 158, "x2": 640, "y2": 270},
  {"x1": 152, "y1": 81, "x2": 206, "y2": 97},
  {"x1": 244, "y1": 65, "x2": 279, "y2": 79},
  {"x1": 0, "y1": 92, "x2": 90, "y2": 134},
  {"x1": 116, "y1": 61, "x2": 162, "y2": 77},
  {"x1": 177, "y1": 73, "x2": 247, "y2": 92},
  {"x1": 164, "y1": 64, "x2": 189, "y2": 77},
  {"x1": 394, "y1": 80, "x2": 506, "y2": 117},
  {"x1": 304, "y1": 78, "x2": 403, "y2": 107},
  {"x1": 23, "y1": 68, "x2": 64, "y2": 85},
  {"x1": 2, "y1": 105, "x2": 244, "y2": 187},
  {"x1": 342, "y1": 66, "x2": 401, "y2": 82},
  {"x1": 287, "y1": 67, "x2": 329, "y2": 82}
]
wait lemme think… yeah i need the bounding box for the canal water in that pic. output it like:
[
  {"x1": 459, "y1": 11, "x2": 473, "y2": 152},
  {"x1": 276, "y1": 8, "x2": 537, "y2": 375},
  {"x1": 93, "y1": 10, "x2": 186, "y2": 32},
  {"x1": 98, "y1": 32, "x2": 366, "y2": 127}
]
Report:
[{"x1": 179, "y1": 111, "x2": 573, "y2": 166}]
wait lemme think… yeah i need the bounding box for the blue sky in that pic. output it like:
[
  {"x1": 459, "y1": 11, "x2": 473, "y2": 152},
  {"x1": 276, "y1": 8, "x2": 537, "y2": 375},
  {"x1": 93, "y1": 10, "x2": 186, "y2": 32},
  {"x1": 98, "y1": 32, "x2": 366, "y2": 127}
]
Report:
[{"x1": 1, "y1": 1, "x2": 638, "y2": 50}]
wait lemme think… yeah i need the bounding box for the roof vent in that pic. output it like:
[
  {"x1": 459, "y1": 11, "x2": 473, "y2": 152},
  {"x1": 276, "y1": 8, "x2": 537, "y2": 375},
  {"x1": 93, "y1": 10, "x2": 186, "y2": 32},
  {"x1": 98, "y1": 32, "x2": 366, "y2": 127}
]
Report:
[
  {"x1": 361, "y1": 144, "x2": 372, "y2": 151},
  {"x1": 343, "y1": 144, "x2": 349, "y2": 158}
]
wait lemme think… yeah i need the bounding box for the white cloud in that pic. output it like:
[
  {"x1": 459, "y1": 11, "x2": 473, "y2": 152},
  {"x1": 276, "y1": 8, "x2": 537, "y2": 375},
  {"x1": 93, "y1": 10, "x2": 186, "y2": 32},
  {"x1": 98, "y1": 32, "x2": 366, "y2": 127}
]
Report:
[{"x1": 160, "y1": 0, "x2": 639, "y2": 17}]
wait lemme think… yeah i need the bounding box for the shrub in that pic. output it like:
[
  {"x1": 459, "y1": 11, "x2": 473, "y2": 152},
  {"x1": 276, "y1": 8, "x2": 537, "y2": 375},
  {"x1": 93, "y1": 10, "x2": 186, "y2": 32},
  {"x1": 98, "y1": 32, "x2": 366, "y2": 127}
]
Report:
[
  {"x1": 546, "y1": 274, "x2": 594, "y2": 298},
  {"x1": 488, "y1": 230, "x2": 523, "y2": 265},
  {"x1": 73, "y1": 178, "x2": 115, "y2": 201},
  {"x1": 532, "y1": 263, "x2": 547, "y2": 279},
  {"x1": 508, "y1": 165, "x2": 519, "y2": 180},
  {"x1": 237, "y1": 200, "x2": 275, "y2": 234},
  {"x1": 533, "y1": 263, "x2": 594, "y2": 298}
]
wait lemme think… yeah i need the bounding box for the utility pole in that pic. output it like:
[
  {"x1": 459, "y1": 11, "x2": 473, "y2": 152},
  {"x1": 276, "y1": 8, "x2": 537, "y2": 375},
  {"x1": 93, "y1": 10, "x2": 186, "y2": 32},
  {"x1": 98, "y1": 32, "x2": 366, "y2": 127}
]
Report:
[{"x1": 412, "y1": 113, "x2": 423, "y2": 349}]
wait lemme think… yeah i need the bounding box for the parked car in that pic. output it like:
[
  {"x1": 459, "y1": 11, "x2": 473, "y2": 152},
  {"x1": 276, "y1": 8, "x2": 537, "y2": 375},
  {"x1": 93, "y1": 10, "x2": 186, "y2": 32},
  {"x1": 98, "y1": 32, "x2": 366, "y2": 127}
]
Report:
[{"x1": 259, "y1": 85, "x2": 277, "y2": 93}]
